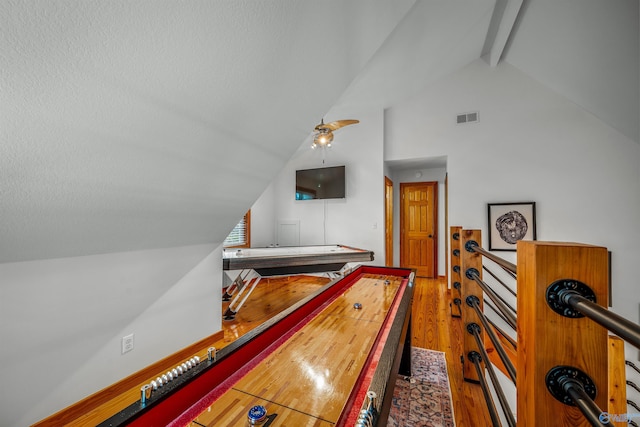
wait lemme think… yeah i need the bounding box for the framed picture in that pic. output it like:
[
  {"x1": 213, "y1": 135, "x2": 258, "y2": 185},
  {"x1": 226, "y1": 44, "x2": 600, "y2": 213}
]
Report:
[{"x1": 487, "y1": 202, "x2": 536, "y2": 251}]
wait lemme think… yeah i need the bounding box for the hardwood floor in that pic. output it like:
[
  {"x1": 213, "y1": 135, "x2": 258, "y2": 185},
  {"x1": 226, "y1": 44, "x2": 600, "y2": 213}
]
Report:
[
  {"x1": 217, "y1": 274, "x2": 493, "y2": 426},
  {"x1": 213, "y1": 274, "x2": 331, "y2": 349},
  {"x1": 412, "y1": 276, "x2": 493, "y2": 426}
]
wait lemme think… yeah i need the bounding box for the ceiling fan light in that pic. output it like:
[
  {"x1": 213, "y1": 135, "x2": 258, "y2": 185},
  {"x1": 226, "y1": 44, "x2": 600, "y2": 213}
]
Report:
[
  {"x1": 313, "y1": 130, "x2": 333, "y2": 146},
  {"x1": 311, "y1": 118, "x2": 356, "y2": 150}
]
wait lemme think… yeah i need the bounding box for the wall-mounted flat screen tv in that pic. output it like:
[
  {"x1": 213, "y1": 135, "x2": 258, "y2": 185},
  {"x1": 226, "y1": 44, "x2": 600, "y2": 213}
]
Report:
[{"x1": 295, "y1": 165, "x2": 346, "y2": 200}]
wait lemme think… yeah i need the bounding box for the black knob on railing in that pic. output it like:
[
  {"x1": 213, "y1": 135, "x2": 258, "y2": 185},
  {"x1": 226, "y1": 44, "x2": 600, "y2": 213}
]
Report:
[
  {"x1": 466, "y1": 322, "x2": 482, "y2": 335},
  {"x1": 466, "y1": 295, "x2": 481, "y2": 308},
  {"x1": 545, "y1": 365, "x2": 606, "y2": 426},
  {"x1": 465, "y1": 268, "x2": 480, "y2": 280},
  {"x1": 465, "y1": 240, "x2": 479, "y2": 253},
  {"x1": 468, "y1": 351, "x2": 482, "y2": 363}
]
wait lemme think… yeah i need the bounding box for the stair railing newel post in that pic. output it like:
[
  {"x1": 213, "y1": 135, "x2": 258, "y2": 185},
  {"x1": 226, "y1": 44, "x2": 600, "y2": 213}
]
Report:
[
  {"x1": 450, "y1": 226, "x2": 463, "y2": 319},
  {"x1": 459, "y1": 229, "x2": 484, "y2": 383},
  {"x1": 516, "y1": 241, "x2": 610, "y2": 426}
]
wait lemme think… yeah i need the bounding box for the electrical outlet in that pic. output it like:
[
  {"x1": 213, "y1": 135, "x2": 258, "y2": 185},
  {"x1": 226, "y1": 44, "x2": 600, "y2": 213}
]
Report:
[{"x1": 122, "y1": 333, "x2": 134, "y2": 354}]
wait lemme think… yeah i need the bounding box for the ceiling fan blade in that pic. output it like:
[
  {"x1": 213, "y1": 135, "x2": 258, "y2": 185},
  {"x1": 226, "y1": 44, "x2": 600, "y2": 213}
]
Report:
[{"x1": 322, "y1": 119, "x2": 359, "y2": 131}]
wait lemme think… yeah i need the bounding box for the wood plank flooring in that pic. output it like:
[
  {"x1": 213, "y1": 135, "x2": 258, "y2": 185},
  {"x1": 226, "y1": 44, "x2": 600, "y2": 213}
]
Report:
[
  {"x1": 216, "y1": 274, "x2": 493, "y2": 426},
  {"x1": 193, "y1": 274, "x2": 405, "y2": 426},
  {"x1": 213, "y1": 274, "x2": 331, "y2": 349},
  {"x1": 411, "y1": 276, "x2": 493, "y2": 427}
]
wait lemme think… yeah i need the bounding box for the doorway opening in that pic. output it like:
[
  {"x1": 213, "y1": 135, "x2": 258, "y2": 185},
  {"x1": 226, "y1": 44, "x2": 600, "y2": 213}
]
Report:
[{"x1": 399, "y1": 181, "x2": 438, "y2": 278}]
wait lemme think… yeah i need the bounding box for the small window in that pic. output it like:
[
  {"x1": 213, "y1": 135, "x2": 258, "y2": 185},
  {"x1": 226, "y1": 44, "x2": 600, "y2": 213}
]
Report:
[{"x1": 224, "y1": 210, "x2": 250, "y2": 248}]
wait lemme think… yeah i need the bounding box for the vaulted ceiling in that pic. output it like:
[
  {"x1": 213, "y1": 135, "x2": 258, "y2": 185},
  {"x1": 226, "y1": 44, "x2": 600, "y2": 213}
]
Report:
[{"x1": 1, "y1": 0, "x2": 637, "y2": 263}]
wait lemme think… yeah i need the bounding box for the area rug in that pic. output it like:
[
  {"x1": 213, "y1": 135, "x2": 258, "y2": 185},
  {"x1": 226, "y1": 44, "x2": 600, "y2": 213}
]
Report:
[{"x1": 388, "y1": 347, "x2": 456, "y2": 427}]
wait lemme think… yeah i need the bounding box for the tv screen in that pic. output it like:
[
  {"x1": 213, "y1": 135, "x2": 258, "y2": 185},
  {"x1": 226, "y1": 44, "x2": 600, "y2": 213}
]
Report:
[{"x1": 296, "y1": 165, "x2": 345, "y2": 200}]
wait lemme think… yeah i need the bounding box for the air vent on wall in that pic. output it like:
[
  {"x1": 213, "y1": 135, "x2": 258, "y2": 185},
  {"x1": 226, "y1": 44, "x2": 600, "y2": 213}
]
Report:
[{"x1": 456, "y1": 111, "x2": 479, "y2": 124}]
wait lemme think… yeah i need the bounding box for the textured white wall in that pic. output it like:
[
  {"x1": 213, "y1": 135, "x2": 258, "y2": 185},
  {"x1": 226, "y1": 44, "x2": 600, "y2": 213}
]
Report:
[
  {"x1": 386, "y1": 59, "x2": 640, "y2": 320},
  {"x1": 0, "y1": 244, "x2": 222, "y2": 426},
  {"x1": 250, "y1": 183, "x2": 277, "y2": 247},
  {"x1": 254, "y1": 109, "x2": 386, "y2": 263},
  {"x1": 0, "y1": 0, "x2": 414, "y2": 264},
  {"x1": 386, "y1": 57, "x2": 640, "y2": 419}
]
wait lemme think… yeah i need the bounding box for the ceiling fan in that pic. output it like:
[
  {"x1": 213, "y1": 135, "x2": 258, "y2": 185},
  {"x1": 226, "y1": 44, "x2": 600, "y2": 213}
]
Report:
[{"x1": 312, "y1": 119, "x2": 359, "y2": 149}]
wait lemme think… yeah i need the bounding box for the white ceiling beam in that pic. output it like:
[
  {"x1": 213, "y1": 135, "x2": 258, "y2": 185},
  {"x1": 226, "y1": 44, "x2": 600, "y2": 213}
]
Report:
[{"x1": 484, "y1": 0, "x2": 524, "y2": 67}]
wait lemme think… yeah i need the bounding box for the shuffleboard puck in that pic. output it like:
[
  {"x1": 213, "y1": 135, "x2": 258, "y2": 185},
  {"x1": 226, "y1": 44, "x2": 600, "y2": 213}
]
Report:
[{"x1": 247, "y1": 405, "x2": 267, "y2": 425}]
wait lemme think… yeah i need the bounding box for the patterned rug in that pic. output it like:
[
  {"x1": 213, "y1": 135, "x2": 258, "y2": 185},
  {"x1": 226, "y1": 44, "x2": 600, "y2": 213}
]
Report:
[{"x1": 388, "y1": 347, "x2": 456, "y2": 427}]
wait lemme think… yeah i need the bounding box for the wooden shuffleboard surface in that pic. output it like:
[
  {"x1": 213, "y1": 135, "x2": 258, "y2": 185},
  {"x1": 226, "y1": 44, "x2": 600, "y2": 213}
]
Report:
[{"x1": 190, "y1": 274, "x2": 404, "y2": 426}]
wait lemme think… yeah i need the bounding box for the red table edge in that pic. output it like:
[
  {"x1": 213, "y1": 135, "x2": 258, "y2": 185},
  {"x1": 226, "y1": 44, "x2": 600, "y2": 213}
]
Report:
[{"x1": 98, "y1": 265, "x2": 414, "y2": 427}]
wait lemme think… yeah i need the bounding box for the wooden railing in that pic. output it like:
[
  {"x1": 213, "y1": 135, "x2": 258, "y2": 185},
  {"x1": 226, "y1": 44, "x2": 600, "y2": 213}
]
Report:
[{"x1": 450, "y1": 226, "x2": 640, "y2": 426}]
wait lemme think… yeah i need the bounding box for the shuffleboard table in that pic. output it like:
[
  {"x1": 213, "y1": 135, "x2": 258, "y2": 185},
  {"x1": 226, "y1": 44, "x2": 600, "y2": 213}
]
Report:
[
  {"x1": 99, "y1": 265, "x2": 414, "y2": 427},
  {"x1": 222, "y1": 244, "x2": 374, "y2": 319}
]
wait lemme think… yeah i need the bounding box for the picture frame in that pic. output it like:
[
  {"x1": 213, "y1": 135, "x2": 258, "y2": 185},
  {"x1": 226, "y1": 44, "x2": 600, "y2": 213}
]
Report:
[{"x1": 487, "y1": 202, "x2": 536, "y2": 251}]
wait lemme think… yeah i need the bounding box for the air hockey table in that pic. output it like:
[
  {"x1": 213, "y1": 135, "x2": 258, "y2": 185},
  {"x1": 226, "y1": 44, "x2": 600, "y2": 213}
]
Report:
[
  {"x1": 99, "y1": 265, "x2": 414, "y2": 427},
  {"x1": 223, "y1": 244, "x2": 375, "y2": 275},
  {"x1": 222, "y1": 245, "x2": 375, "y2": 320}
]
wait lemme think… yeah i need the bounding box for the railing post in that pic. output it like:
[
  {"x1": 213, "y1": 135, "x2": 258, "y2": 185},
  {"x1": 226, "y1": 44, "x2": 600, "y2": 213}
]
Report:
[
  {"x1": 608, "y1": 335, "x2": 627, "y2": 421},
  {"x1": 450, "y1": 226, "x2": 462, "y2": 318},
  {"x1": 460, "y1": 229, "x2": 484, "y2": 382},
  {"x1": 516, "y1": 241, "x2": 609, "y2": 426}
]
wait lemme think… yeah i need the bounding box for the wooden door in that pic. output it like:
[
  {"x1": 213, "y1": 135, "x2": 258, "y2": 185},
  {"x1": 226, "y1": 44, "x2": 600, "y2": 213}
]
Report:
[
  {"x1": 384, "y1": 176, "x2": 393, "y2": 266},
  {"x1": 400, "y1": 182, "x2": 438, "y2": 278}
]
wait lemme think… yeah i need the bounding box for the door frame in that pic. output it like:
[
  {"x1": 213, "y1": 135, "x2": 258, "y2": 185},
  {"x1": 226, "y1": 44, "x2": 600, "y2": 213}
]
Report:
[
  {"x1": 384, "y1": 176, "x2": 393, "y2": 266},
  {"x1": 399, "y1": 181, "x2": 438, "y2": 277}
]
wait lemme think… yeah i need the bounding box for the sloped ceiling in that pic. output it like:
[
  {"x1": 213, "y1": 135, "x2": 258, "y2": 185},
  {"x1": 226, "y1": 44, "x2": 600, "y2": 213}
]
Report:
[
  {"x1": 334, "y1": 0, "x2": 497, "y2": 112},
  {"x1": 503, "y1": 0, "x2": 639, "y2": 142},
  {"x1": 2, "y1": 0, "x2": 636, "y2": 263},
  {"x1": 1, "y1": 0, "x2": 419, "y2": 262}
]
